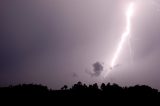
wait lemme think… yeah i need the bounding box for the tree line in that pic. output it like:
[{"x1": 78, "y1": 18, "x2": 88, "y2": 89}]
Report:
[{"x1": 0, "y1": 82, "x2": 159, "y2": 98}]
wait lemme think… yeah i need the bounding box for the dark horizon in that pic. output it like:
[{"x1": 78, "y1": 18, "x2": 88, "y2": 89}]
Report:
[
  {"x1": 0, "y1": 82, "x2": 160, "y2": 91},
  {"x1": 0, "y1": 82, "x2": 160, "y2": 99}
]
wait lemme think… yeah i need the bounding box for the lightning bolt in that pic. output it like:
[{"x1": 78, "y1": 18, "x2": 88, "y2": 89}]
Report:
[
  {"x1": 103, "y1": 2, "x2": 134, "y2": 78},
  {"x1": 111, "y1": 2, "x2": 134, "y2": 68}
]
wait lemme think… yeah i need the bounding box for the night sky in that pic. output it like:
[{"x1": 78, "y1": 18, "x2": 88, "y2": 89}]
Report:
[{"x1": 1, "y1": 0, "x2": 160, "y2": 89}]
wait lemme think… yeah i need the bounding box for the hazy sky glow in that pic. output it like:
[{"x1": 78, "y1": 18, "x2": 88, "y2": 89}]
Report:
[{"x1": 1, "y1": 0, "x2": 160, "y2": 89}]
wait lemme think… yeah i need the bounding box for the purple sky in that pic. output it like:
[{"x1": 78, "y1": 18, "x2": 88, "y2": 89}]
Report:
[{"x1": 1, "y1": 0, "x2": 160, "y2": 89}]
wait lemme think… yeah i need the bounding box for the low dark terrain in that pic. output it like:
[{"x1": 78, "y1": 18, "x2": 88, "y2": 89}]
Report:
[{"x1": 0, "y1": 82, "x2": 159, "y2": 99}]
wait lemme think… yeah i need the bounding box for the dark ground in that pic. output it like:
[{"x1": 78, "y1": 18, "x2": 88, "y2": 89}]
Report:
[{"x1": 0, "y1": 82, "x2": 160, "y2": 104}]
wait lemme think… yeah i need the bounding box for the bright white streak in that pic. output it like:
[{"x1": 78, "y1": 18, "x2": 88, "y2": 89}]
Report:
[{"x1": 110, "y1": 3, "x2": 134, "y2": 68}]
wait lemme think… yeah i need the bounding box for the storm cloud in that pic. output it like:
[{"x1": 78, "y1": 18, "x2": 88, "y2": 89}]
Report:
[
  {"x1": 1, "y1": 0, "x2": 160, "y2": 89},
  {"x1": 88, "y1": 62, "x2": 104, "y2": 77}
]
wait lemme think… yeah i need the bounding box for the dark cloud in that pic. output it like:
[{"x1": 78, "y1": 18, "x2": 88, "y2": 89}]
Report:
[{"x1": 90, "y1": 62, "x2": 104, "y2": 77}]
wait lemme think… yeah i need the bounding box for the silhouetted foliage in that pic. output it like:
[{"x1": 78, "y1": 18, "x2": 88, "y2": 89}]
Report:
[
  {"x1": 0, "y1": 82, "x2": 159, "y2": 100},
  {"x1": 61, "y1": 85, "x2": 68, "y2": 90}
]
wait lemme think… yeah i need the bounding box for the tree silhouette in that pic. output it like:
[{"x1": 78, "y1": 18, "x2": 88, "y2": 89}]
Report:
[
  {"x1": 61, "y1": 85, "x2": 68, "y2": 90},
  {"x1": 0, "y1": 82, "x2": 159, "y2": 99}
]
